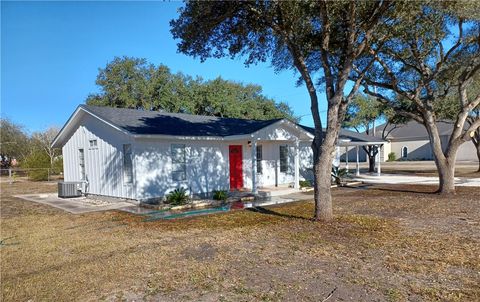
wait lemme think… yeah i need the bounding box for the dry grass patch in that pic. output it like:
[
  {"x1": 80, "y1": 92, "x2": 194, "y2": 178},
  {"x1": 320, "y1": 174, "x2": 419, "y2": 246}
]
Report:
[{"x1": 1, "y1": 181, "x2": 479, "y2": 301}]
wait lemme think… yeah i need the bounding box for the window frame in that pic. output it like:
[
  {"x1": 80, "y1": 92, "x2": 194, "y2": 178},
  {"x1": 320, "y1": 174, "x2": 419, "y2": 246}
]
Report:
[
  {"x1": 171, "y1": 144, "x2": 186, "y2": 181},
  {"x1": 256, "y1": 145, "x2": 263, "y2": 174},
  {"x1": 79, "y1": 148, "x2": 85, "y2": 180},
  {"x1": 89, "y1": 139, "x2": 98, "y2": 149},
  {"x1": 279, "y1": 145, "x2": 288, "y2": 173},
  {"x1": 123, "y1": 144, "x2": 133, "y2": 184},
  {"x1": 402, "y1": 146, "x2": 408, "y2": 159}
]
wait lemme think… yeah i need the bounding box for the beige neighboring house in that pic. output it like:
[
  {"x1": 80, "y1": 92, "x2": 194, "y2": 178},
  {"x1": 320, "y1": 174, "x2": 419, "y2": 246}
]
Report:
[{"x1": 376, "y1": 120, "x2": 477, "y2": 162}]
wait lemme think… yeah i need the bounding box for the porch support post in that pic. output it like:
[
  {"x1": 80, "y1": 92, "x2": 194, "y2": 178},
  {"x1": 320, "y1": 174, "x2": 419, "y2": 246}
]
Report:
[
  {"x1": 377, "y1": 144, "x2": 382, "y2": 176},
  {"x1": 345, "y1": 146, "x2": 349, "y2": 172},
  {"x1": 356, "y1": 146, "x2": 360, "y2": 176},
  {"x1": 251, "y1": 140, "x2": 257, "y2": 194},
  {"x1": 294, "y1": 140, "x2": 300, "y2": 189}
]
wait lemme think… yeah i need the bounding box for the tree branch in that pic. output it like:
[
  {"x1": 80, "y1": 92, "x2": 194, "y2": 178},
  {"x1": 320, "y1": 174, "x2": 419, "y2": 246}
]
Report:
[
  {"x1": 319, "y1": 0, "x2": 335, "y2": 101},
  {"x1": 363, "y1": 85, "x2": 423, "y2": 123}
]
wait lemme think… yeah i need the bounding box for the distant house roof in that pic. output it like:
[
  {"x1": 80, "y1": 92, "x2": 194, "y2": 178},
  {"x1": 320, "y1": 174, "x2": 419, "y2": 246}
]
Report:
[
  {"x1": 375, "y1": 120, "x2": 457, "y2": 140},
  {"x1": 81, "y1": 105, "x2": 282, "y2": 137},
  {"x1": 299, "y1": 125, "x2": 386, "y2": 145}
]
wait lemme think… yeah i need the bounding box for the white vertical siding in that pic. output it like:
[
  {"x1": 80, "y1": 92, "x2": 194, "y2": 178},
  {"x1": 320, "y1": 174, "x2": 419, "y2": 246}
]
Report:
[
  {"x1": 134, "y1": 139, "x2": 232, "y2": 200},
  {"x1": 299, "y1": 142, "x2": 314, "y2": 182},
  {"x1": 134, "y1": 138, "x2": 302, "y2": 200},
  {"x1": 255, "y1": 142, "x2": 295, "y2": 187},
  {"x1": 62, "y1": 113, "x2": 135, "y2": 199}
]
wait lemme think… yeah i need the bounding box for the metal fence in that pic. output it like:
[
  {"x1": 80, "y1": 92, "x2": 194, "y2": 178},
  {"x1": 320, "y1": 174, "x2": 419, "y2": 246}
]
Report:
[{"x1": 0, "y1": 168, "x2": 63, "y2": 182}]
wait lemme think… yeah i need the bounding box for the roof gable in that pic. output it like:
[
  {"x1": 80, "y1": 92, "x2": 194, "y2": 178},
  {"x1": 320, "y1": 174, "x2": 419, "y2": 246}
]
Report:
[{"x1": 375, "y1": 120, "x2": 459, "y2": 140}]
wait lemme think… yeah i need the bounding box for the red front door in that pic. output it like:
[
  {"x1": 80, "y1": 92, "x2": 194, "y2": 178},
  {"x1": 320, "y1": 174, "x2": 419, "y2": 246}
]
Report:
[{"x1": 229, "y1": 145, "x2": 243, "y2": 190}]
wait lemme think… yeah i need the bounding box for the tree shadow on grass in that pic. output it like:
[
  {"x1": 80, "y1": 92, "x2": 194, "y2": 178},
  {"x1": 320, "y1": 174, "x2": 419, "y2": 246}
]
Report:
[
  {"x1": 247, "y1": 206, "x2": 312, "y2": 221},
  {"x1": 363, "y1": 184, "x2": 438, "y2": 195}
]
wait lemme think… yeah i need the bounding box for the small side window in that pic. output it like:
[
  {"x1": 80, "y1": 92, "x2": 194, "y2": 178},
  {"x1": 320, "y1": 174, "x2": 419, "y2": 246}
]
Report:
[
  {"x1": 89, "y1": 139, "x2": 98, "y2": 148},
  {"x1": 280, "y1": 145, "x2": 288, "y2": 173},
  {"x1": 79, "y1": 149, "x2": 85, "y2": 180},
  {"x1": 256, "y1": 145, "x2": 263, "y2": 174},
  {"x1": 402, "y1": 146, "x2": 408, "y2": 159},
  {"x1": 123, "y1": 144, "x2": 133, "y2": 184},
  {"x1": 171, "y1": 144, "x2": 186, "y2": 181}
]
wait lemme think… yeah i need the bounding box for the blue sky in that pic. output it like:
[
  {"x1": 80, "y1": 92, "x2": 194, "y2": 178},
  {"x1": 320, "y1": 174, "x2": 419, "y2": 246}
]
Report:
[{"x1": 2, "y1": 1, "x2": 325, "y2": 133}]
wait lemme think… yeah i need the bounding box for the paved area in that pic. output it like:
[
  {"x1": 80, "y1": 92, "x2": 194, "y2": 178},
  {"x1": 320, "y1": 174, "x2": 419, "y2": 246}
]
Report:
[
  {"x1": 246, "y1": 191, "x2": 314, "y2": 208},
  {"x1": 354, "y1": 174, "x2": 480, "y2": 187},
  {"x1": 14, "y1": 193, "x2": 134, "y2": 214}
]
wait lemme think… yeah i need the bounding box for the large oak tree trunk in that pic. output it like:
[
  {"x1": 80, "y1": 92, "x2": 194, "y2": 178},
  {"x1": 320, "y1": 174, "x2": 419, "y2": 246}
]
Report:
[
  {"x1": 435, "y1": 157, "x2": 456, "y2": 194},
  {"x1": 312, "y1": 132, "x2": 336, "y2": 221},
  {"x1": 425, "y1": 117, "x2": 458, "y2": 194}
]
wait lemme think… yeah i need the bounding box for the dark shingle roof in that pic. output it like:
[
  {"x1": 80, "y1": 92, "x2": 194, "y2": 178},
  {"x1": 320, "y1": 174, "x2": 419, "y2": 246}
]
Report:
[
  {"x1": 299, "y1": 125, "x2": 386, "y2": 143},
  {"x1": 81, "y1": 105, "x2": 282, "y2": 137},
  {"x1": 375, "y1": 120, "x2": 458, "y2": 140}
]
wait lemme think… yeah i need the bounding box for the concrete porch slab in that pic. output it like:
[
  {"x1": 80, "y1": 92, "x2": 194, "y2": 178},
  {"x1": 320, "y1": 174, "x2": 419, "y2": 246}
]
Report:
[{"x1": 13, "y1": 193, "x2": 134, "y2": 214}]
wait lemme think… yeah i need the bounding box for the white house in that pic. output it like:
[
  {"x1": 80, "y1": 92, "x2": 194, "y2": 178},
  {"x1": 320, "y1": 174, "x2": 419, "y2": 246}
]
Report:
[{"x1": 52, "y1": 105, "x2": 385, "y2": 203}]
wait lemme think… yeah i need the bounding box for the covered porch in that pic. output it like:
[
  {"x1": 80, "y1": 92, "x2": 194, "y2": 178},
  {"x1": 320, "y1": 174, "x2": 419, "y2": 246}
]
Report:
[
  {"x1": 243, "y1": 123, "x2": 387, "y2": 196},
  {"x1": 245, "y1": 119, "x2": 313, "y2": 195},
  {"x1": 336, "y1": 138, "x2": 385, "y2": 176}
]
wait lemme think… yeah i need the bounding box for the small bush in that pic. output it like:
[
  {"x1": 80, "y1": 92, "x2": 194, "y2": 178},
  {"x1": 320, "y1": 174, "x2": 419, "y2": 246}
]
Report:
[
  {"x1": 165, "y1": 188, "x2": 189, "y2": 205},
  {"x1": 299, "y1": 180, "x2": 312, "y2": 188},
  {"x1": 331, "y1": 167, "x2": 348, "y2": 185},
  {"x1": 212, "y1": 190, "x2": 228, "y2": 201},
  {"x1": 387, "y1": 152, "x2": 396, "y2": 162},
  {"x1": 22, "y1": 149, "x2": 50, "y2": 181}
]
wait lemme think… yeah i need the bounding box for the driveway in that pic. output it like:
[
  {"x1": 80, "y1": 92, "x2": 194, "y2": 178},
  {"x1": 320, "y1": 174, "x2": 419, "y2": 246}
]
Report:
[
  {"x1": 354, "y1": 173, "x2": 480, "y2": 187},
  {"x1": 14, "y1": 193, "x2": 134, "y2": 214}
]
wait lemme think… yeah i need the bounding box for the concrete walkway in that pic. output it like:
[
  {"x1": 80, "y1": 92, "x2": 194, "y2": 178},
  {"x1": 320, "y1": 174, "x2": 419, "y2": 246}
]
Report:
[
  {"x1": 245, "y1": 191, "x2": 314, "y2": 208},
  {"x1": 14, "y1": 193, "x2": 134, "y2": 214},
  {"x1": 353, "y1": 174, "x2": 480, "y2": 187}
]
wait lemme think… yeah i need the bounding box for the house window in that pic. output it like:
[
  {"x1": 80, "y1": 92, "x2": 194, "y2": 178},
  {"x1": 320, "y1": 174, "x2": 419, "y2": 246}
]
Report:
[
  {"x1": 402, "y1": 146, "x2": 408, "y2": 159},
  {"x1": 89, "y1": 139, "x2": 97, "y2": 148},
  {"x1": 79, "y1": 149, "x2": 85, "y2": 180},
  {"x1": 256, "y1": 145, "x2": 262, "y2": 174},
  {"x1": 171, "y1": 144, "x2": 186, "y2": 181},
  {"x1": 280, "y1": 145, "x2": 288, "y2": 173},
  {"x1": 123, "y1": 144, "x2": 133, "y2": 184}
]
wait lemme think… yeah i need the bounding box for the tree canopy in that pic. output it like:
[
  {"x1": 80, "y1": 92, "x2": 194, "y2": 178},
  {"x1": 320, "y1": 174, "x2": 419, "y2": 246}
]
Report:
[
  {"x1": 358, "y1": 1, "x2": 480, "y2": 193},
  {"x1": 86, "y1": 56, "x2": 297, "y2": 121},
  {"x1": 0, "y1": 118, "x2": 30, "y2": 166}
]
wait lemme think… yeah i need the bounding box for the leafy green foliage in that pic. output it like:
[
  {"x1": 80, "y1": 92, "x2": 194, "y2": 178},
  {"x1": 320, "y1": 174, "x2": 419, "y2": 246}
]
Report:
[
  {"x1": 331, "y1": 167, "x2": 348, "y2": 185},
  {"x1": 86, "y1": 56, "x2": 297, "y2": 121},
  {"x1": 165, "y1": 188, "x2": 190, "y2": 206},
  {"x1": 0, "y1": 118, "x2": 30, "y2": 167},
  {"x1": 299, "y1": 180, "x2": 312, "y2": 188},
  {"x1": 212, "y1": 190, "x2": 228, "y2": 201},
  {"x1": 360, "y1": 2, "x2": 480, "y2": 128},
  {"x1": 387, "y1": 152, "x2": 397, "y2": 162},
  {"x1": 344, "y1": 95, "x2": 382, "y2": 133},
  {"x1": 22, "y1": 149, "x2": 50, "y2": 181}
]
